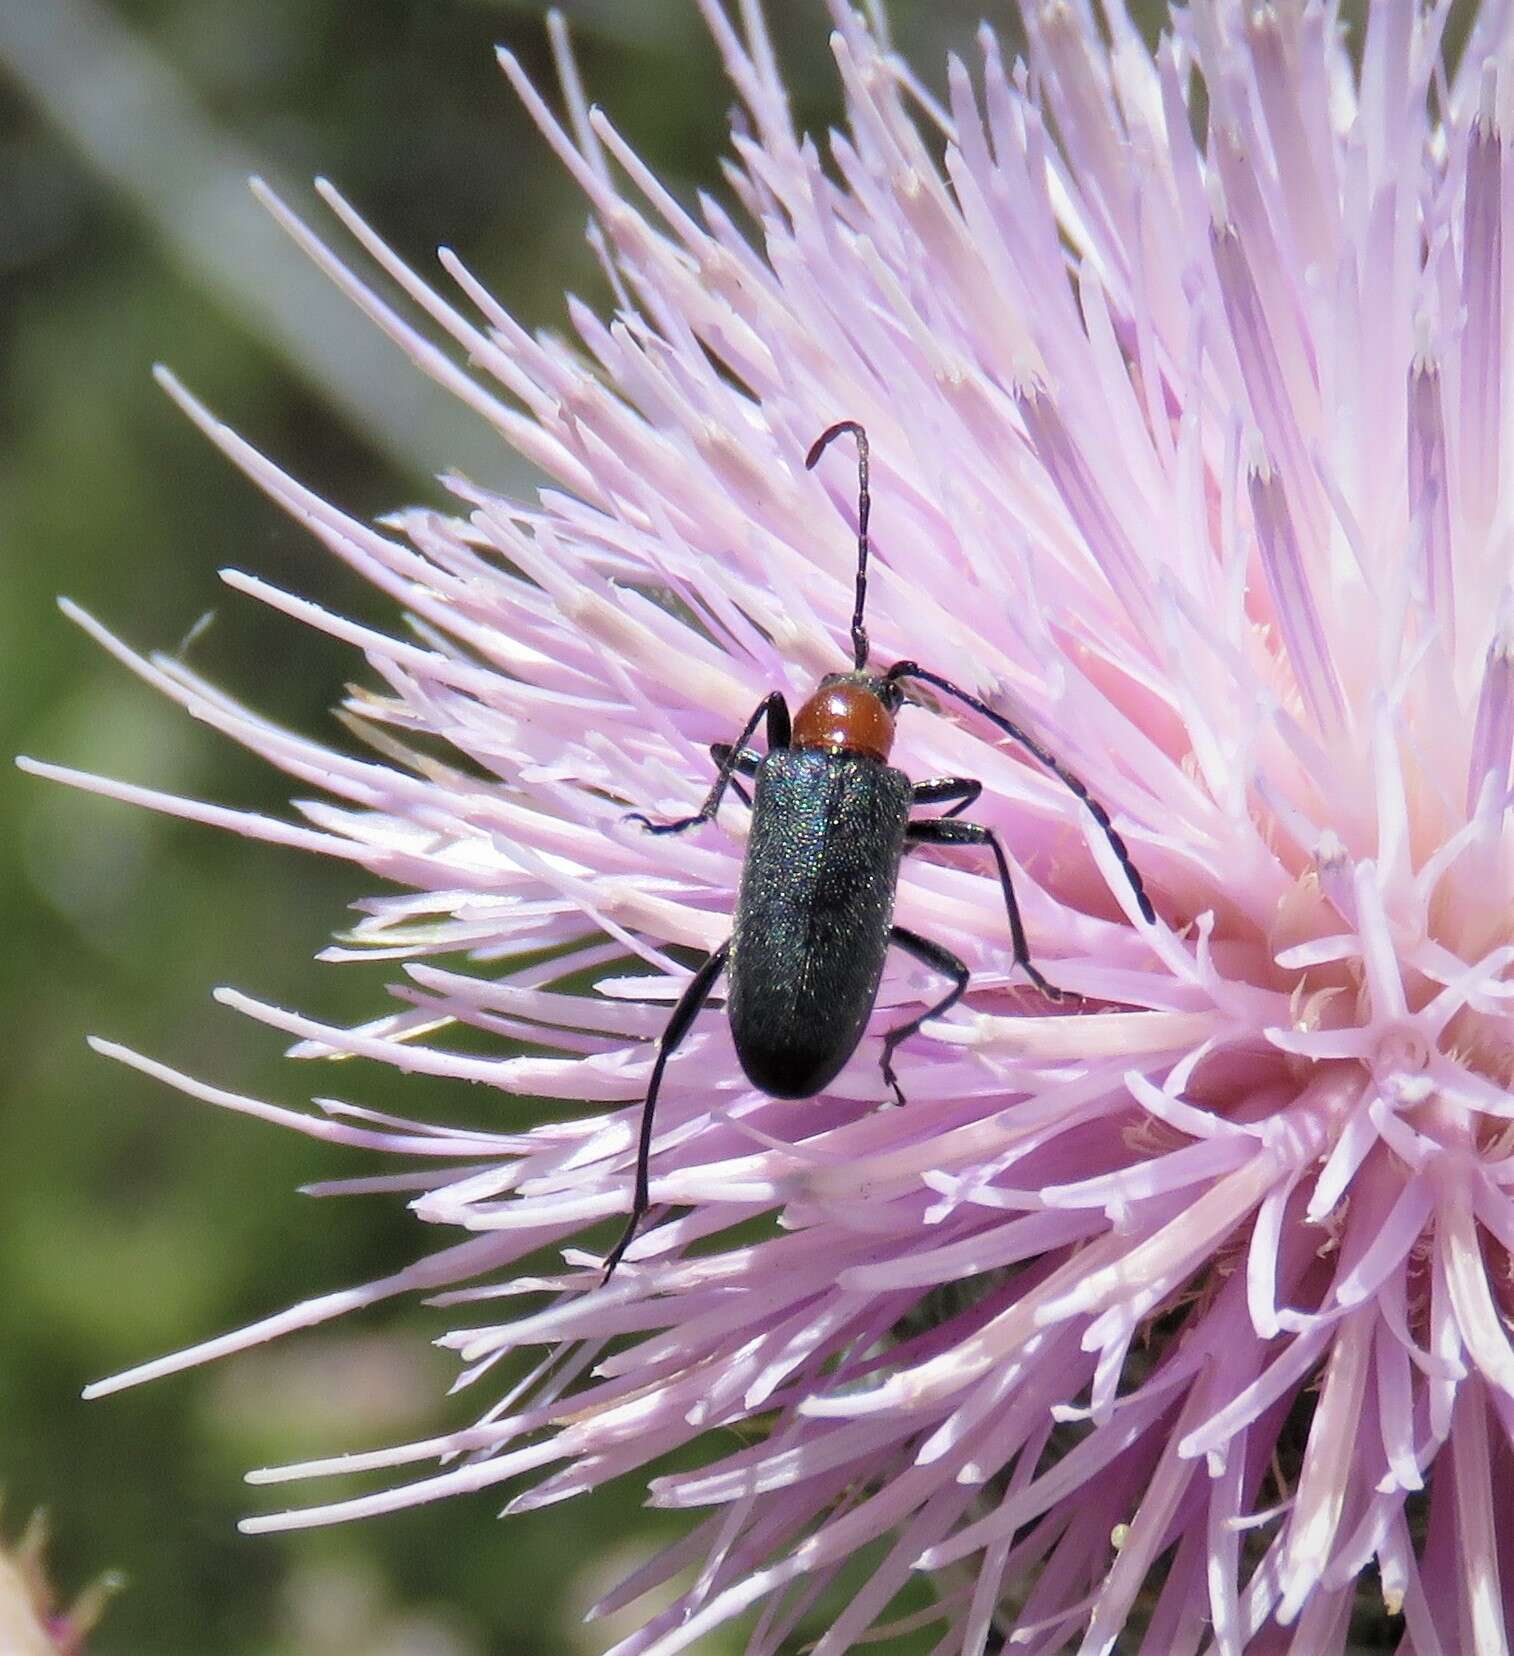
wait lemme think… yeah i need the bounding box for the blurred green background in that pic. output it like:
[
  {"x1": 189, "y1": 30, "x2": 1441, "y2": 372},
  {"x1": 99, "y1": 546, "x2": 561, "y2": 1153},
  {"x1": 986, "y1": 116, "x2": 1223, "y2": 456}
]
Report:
[{"x1": 0, "y1": 2, "x2": 990, "y2": 1651}]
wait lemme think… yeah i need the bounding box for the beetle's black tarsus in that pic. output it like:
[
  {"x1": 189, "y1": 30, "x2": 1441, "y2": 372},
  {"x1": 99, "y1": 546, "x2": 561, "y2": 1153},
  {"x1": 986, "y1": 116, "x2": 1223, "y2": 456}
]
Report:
[
  {"x1": 907, "y1": 816, "x2": 1078, "y2": 1003},
  {"x1": 887, "y1": 660, "x2": 1156, "y2": 926},
  {"x1": 805, "y1": 420, "x2": 872, "y2": 671},
  {"x1": 628, "y1": 692, "x2": 790, "y2": 835},
  {"x1": 601, "y1": 942, "x2": 731, "y2": 1284},
  {"x1": 879, "y1": 926, "x2": 970, "y2": 1105}
]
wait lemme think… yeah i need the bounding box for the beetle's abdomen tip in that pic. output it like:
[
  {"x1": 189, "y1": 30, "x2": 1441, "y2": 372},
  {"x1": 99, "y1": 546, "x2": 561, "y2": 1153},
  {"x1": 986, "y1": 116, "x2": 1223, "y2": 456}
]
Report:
[{"x1": 734, "y1": 1041, "x2": 848, "y2": 1100}]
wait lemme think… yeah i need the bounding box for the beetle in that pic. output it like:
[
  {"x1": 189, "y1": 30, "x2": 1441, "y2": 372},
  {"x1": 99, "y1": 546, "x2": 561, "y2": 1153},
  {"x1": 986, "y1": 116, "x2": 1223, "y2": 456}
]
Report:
[{"x1": 602, "y1": 420, "x2": 1155, "y2": 1279}]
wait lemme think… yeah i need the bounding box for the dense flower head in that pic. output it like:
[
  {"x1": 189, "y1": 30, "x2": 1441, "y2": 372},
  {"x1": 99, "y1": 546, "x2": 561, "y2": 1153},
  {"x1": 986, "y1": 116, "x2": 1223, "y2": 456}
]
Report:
[{"x1": 23, "y1": 0, "x2": 1514, "y2": 1649}]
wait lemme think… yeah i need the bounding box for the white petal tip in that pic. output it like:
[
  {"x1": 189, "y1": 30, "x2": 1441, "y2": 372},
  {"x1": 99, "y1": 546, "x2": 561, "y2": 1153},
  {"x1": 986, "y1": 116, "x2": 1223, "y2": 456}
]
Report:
[{"x1": 153, "y1": 369, "x2": 208, "y2": 421}]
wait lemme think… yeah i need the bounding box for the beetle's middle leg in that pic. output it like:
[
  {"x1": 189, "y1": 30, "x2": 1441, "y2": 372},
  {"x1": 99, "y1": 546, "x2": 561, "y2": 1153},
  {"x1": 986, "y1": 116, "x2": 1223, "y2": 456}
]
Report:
[
  {"x1": 601, "y1": 940, "x2": 731, "y2": 1284},
  {"x1": 879, "y1": 926, "x2": 970, "y2": 1106},
  {"x1": 627, "y1": 692, "x2": 790, "y2": 834},
  {"x1": 911, "y1": 774, "x2": 981, "y2": 820},
  {"x1": 906, "y1": 816, "x2": 1078, "y2": 1003}
]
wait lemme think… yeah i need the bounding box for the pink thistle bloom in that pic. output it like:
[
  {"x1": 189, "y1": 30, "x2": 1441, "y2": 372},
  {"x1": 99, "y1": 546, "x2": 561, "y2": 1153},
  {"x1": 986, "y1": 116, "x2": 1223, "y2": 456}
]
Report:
[
  {"x1": 0, "y1": 1512, "x2": 119, "y2": 1654},
  {"x1": 22, "y1": 0, "x2": 1514, "y2": 1649}
]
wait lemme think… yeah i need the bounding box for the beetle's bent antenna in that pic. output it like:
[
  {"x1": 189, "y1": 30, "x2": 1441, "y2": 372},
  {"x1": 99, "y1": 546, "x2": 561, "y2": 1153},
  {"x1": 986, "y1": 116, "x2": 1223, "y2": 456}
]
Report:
[
  {"x1": 806, "y1": 419, "x2": 872, "y2": 670},
  {"x1": 886, "y1": 658, "x2": 1157, "y2": 926}
]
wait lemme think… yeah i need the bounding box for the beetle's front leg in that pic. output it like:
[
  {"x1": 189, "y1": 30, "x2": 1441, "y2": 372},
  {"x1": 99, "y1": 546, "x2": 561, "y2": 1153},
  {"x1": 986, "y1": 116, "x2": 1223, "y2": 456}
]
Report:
[
  {"x1": 710, "y1": 742, "x2": 760, "y2": 809},
  {"x1": 627, "y1": 692, "x2": 790, "y2": 834}
]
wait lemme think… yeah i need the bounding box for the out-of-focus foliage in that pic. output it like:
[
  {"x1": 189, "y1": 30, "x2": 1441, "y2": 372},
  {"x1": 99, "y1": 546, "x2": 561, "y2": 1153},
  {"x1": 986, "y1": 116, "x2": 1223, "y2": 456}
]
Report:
[{"x1": 0, "y1": 2, "x2": 996, "y2": 1650}]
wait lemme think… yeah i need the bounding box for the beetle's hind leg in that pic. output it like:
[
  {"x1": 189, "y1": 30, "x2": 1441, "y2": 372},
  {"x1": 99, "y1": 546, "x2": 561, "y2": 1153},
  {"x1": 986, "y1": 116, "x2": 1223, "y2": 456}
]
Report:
[
  {"x1": 906, "y1": 817, "x2": 1080, "y2": 1004},
  {"x1": 601, "y1": 941, "x2": 730, "y2": 1284},
  {"x1": 626, "y1": 692, "x2": 789, "y2": 834},
  {"x1": 880, "y1": 926, "x2": 970, "y2": 1106}
]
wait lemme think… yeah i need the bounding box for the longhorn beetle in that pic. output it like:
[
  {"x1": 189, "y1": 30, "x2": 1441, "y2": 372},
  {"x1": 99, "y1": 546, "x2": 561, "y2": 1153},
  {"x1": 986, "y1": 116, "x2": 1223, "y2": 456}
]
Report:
[{"x1": 603, "y1": 421, "x2": 1155, "y2": 1279}]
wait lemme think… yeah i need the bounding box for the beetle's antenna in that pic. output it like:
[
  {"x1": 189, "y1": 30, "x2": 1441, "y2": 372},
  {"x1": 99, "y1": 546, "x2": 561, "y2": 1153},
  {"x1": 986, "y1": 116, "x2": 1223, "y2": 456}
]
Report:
[
  {"x1": 885, "y1": 659, "x2": 1158, "y2": 926},
  {"x1": 806, "y1": 420, "x2": 871, "y2": 670}
]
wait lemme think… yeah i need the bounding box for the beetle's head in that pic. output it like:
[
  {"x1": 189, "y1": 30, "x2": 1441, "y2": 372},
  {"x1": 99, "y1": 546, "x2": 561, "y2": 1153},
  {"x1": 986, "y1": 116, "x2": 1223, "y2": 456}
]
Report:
[
  {"x1": 792, "y1": 672, "x2": 901, "y2": 761},
  {"x1": 817, "y1": 670, "x2": 903, "y2": 713}
]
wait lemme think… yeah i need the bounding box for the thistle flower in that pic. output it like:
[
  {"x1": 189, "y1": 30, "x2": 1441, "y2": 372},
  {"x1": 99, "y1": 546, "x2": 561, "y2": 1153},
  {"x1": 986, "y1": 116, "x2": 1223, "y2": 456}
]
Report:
[
  {"x1": 0, "y1": 1510, "x2": 118, "y2": 1654},
  {"x1": 21, "y1": 0, "x2": 1514, "y2": 1649}
]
